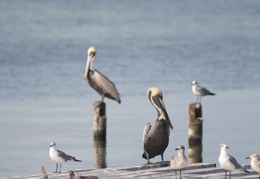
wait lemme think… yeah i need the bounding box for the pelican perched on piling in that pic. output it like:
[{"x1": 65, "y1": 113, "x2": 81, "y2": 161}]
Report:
[
  {"x1": 84, "y1": 46, "x2": 121, "y2": 104},
  {"x1": 142, "y1": 87, "x2": 173, "y2": 163}
]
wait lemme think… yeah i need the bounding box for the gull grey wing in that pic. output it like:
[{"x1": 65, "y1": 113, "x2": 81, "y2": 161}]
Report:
[
  {"x1": 197, "y1": 86, "x2": 211, "y2": 96},
  {"x1": 228, "y1": 155, "x2": 242, "y2": 169},
  {"x1": 57, "y1": 149, "x2": 73, "y2": 161}
]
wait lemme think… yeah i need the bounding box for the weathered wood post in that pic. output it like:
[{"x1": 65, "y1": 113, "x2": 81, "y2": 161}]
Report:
[
  {"x1": 188, "y1": 103, "x2": 203, "y2": 163},
  {"x1": 93, "y1": 137, "x2": 107, "y2": 168},
  {"x1": 93, "y1": 101, "x2": 107, "y2": 168},
  {"x1": 93, "y1": 101, "x2": 106, "y2": 139}
]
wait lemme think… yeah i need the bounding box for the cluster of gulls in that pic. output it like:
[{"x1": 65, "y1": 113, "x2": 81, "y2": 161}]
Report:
[{"x1": 49, "y1": 46, "x2": 260, "y2": 178}]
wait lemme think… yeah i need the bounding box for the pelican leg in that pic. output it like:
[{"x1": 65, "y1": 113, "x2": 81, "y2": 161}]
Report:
[
  {"x1": 100, "y1": 94, "x2": 105, "y2": 103},
  {"x1": 146, "y1": 153, "x2": 151, "y2": 164},
  {"x1": 161, "y1": 154, "x2": 166, "y2": 166},
  {"x1": 180, "y1": 169, "x2": 182, "y2": 177}
]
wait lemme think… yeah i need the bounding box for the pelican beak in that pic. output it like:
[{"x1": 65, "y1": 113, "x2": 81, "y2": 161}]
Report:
[
  {"x1": 84, "y1": 57, "x2": 90, "y2": 80},
  {"x1": 153, "y1": 94, "x2": 174, "y2": 130},
  {"x1": 175, "y1": 147, "x2": 180, "y2": 151},
  {"x1": 84, "y1": 52, "x2": 95, "y2": 79},
  {"x1": 246, "y1": 156, "x2": 250, "y2": 159}
]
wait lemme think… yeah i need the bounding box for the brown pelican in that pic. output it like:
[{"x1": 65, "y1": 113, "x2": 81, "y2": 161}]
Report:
[
  {"x1": 84, "y1": 46, "x2": 121, "y2": 104},
  {"x1": 191, "y1": 81, "x2": 215, "y2": 103},
  {"x1": 142, "y1": 87, "x2": 173, "y2": 163}
]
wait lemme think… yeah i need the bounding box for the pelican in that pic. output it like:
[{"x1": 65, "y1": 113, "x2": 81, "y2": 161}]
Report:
[
  {"x1": 142, "y1": 87, "x2": 173, "y2": 163},
  {"x1": 84, "y1": 46, "x2": 121, "y2": 104}
]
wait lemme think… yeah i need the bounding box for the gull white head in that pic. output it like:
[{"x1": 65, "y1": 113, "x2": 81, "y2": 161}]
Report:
[
  {"x1": 220, "y1": 143, "x2": 229, "y2": 150},
  {"x1": 50, "y1": 142, "x2": 56, "y2": 148},
  {"x1": 246, "y1": 153, "x2": 260, "y2": 160},
  {"x1": 191, "y1": 81, "x2": 198, "y2": 86}
]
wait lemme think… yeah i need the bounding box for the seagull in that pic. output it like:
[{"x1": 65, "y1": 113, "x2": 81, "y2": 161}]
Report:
[
  {"x1": 170, "y1": 145, "x2": 187, "y2": 178},
  {"x1": 49, "y1": 142, "x2": 82, "y2": 173},
  {"x1": 246, "y1": 154, "x2": 260, "y2": 178},
  {"x1": 218, "y1": 143, "x2": 249, "y2": 178},
  {"x1": 191, "y1": 81, "x2": 215, "y2": 103}
]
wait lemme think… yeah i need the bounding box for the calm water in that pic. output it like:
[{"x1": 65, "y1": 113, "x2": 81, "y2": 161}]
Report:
[{"x1": 1, "y1": 0, "x2": 260, "y2": 177}]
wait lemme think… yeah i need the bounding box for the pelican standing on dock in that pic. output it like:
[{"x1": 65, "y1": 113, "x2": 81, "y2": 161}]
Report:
[
  {"x1": 142, "y1": 87, "x2": 173, "y2": 163},
  {"x1": 84, "y1": 46, "x2": 121, "y2": 104}
]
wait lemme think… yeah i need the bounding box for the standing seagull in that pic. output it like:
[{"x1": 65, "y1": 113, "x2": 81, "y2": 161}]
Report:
[
  {"x1": 142, "y1": 87, "x2": 173, "y2": 163},
  {"x1": 191, "y1": 81, "x2": 215, "y2": 103},
  {"x1": 49, "y1": 142, "x2": 82, "y2": 173},
  {"x1": 171, "y1": 145, "x2": 187, "y2": 178},
  {"x1": 246, "y1": 154, "x2": 260, "y2": 178},
  {"x1": 84, "y1": 46, "x2": 121, "y2": 104},
  {"x1": 218, "y1": 143, "x2": 249, "y2": 178}
]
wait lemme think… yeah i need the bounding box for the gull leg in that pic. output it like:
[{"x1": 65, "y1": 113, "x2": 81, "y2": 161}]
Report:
[
  {"x1": 59, "y1": 164, "x2": 62, "y2": 173},
  {"x1": 196, "y1": 96, "x2": 199, "y2": 103},
  {"x1": 55, "y1": 163, "x2": 58, "y2": 173}
]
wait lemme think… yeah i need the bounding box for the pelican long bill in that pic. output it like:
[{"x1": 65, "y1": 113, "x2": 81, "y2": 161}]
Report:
[{"x1": 153, "y1": 94, "x2": 173, "y2": 130}]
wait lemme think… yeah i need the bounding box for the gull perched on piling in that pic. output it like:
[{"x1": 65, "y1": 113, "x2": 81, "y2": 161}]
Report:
[
  {"x1": 49, "y1": 142, "x2": 82, "y2": 173},
  {"x1": 191, "y1": 81, "x2": 215, "y2": 103},
  {"x1": 246, "y1": 154, "x2": 260, "y2": 178},
  {"x1": 170, "y1": 145, "x2": 187, "y2": 178},
  {"x1": 218, "y1": 143, "x2": 249, "y2": 178}
]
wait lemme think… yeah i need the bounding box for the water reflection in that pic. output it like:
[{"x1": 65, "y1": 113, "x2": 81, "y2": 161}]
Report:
[
  {"x1": 188, "y1": 103, "x2": 203, "y2": 163},
  {"x1": 93, "y1": 138, "x2": 107, "y2": 168}
]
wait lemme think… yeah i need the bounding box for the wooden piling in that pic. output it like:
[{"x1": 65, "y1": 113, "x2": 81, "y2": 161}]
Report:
[
  {"x1": 93, "y1": 101, "x2": 106, "y2": 139},
  {"x1": 93, "y1": 138, "x2": 107, "y2": 168},
  {"x1": 188, "y1": 103, "x2": 203, "y2": 163}
]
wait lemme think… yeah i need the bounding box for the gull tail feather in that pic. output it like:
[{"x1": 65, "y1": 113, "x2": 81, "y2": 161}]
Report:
[
  {"x1": 241, "y1": 168, "x2": 250, "y2": 173},
  {"x1": 73, "y1": 157, "x2": 82, "y2": 162}
]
